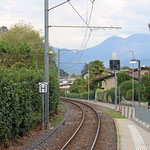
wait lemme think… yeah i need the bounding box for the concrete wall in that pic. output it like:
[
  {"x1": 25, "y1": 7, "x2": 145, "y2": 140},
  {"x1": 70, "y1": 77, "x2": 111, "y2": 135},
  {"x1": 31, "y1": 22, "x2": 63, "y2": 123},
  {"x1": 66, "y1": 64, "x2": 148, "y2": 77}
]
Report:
[{"x1": 101, "y1": 76, "x2": 115, "y2": 90}]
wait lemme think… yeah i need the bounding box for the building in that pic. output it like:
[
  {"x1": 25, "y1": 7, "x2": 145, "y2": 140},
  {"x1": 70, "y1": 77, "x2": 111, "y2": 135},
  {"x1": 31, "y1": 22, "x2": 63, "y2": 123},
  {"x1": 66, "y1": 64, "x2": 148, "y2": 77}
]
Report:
[
  {"x1": 94, "y1": 66, "x2": 150, "y2": 91},
  {"x1": 59, "y1": 77, "x2": 76, "y2": 91}
]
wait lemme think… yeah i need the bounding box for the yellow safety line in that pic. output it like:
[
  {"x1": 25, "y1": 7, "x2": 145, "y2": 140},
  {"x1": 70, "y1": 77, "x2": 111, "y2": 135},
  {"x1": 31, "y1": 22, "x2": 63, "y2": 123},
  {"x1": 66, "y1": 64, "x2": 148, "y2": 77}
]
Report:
[
  {"x1": 114, "y1": 119, "x2": 121, "y2": 150},
  {"x1": 119, "y1": 119, "x2": 132, "y2": 150}
]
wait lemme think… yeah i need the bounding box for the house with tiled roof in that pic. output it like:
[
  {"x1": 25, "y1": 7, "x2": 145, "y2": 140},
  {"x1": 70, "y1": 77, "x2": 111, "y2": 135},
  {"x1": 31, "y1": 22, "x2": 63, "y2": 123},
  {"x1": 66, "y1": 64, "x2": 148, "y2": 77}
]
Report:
[{"x1": 94, "y1": 66, "x2": 150, "y2": 91}]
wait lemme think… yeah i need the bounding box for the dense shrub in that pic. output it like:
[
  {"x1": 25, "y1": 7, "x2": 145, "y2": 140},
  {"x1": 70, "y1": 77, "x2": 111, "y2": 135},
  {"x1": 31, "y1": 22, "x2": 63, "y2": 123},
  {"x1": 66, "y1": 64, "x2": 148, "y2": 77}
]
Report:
[
  {"x1": 125, "y1": 89, "x2": 132, "y2": 101},
  {"x1": 120, "y1": 80, "x2": 138, "y2": 97},
  {"x1": 96, "y1": 89, "x2": 104, "y2": 101},
  {"x1": 125, "y1": 88, "x2": 138, "y2": 101},
  {"x1": 106, "y1": 88, "x2": 115, "y2": 103},
  {"x1": 0, "y1": 66, "x2": 59, "y2": 143},
  {"x1": 117, "y1": 71, "x2": 131, "y2": 86}
]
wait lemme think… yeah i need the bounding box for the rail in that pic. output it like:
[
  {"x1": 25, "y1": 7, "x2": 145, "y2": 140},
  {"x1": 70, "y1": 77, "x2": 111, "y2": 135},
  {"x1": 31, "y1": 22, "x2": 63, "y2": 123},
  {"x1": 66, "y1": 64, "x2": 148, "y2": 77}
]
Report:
[
  {"x1": 61, "y1": 98, "x2": 100, "y2": 150},
  {"x1": 27, "y1": 102, "x2": 70, "y2": 150}
]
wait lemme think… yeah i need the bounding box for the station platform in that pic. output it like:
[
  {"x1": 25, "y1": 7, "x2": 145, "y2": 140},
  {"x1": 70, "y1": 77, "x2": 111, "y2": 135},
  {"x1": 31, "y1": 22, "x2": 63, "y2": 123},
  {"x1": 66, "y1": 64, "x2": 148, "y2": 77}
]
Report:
[{"x1": 79, "y1": 100, "x2": 150, "y2": 150}]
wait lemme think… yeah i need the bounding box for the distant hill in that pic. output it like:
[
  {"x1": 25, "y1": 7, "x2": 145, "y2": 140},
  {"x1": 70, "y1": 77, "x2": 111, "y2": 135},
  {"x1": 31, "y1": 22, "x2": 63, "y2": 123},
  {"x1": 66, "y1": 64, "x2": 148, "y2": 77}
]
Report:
[{"x1": 54, "y1": 33, "x2": 150, "y2": 75}]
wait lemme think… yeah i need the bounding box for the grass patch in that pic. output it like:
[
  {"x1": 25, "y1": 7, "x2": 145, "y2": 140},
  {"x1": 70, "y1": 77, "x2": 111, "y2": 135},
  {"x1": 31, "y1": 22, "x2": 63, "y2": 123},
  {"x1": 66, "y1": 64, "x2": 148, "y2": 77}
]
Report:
[
  {"x1": 105, "y1": 110, "x2": 126, "y2": 118},
  {"x1": 51, "y1": 104, "x2": 67, "y2": 126},
  {"x1": 52, "y1": 117, "x2": 64, "y2": 126}
]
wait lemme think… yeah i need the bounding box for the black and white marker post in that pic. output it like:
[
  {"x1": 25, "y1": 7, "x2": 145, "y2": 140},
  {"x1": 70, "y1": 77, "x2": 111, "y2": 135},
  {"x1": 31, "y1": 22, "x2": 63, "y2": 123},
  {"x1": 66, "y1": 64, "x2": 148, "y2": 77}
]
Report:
[{"x1": 39, "y1": 82, "x2": 48, "y2": 137}]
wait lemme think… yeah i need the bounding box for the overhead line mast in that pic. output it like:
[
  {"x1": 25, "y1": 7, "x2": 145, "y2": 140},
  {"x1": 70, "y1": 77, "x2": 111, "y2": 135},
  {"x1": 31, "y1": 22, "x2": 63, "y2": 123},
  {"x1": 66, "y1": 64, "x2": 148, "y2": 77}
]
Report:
[
  {"x1": 49, "y1": 25, "x2": 121, "y2": 30},
  {"x1": 45, "y1": 0, "x2": 122, "y2": 128}
]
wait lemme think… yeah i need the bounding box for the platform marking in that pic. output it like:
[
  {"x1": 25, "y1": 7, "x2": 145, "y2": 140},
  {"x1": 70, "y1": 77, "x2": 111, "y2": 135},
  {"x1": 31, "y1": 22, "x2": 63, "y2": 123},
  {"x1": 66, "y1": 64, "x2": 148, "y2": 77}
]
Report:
[{"x1": 128, "y1": 125, "x2": 147, "y2": 150}]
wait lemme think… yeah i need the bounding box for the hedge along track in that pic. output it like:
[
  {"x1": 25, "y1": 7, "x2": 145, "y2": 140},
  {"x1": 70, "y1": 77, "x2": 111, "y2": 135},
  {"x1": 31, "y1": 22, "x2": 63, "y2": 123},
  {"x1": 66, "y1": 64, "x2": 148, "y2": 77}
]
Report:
[
  {"x1": 27, "y1": 102, "x2": 70, "y2": 150},
  {"x1": 61, "y1": 98, "x2": 101, "y2": 150}
]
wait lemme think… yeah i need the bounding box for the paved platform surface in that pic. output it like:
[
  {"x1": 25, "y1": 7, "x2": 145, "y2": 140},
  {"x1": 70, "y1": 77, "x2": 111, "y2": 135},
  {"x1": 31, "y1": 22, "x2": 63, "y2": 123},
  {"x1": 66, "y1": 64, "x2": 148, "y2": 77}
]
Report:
[
  {"x1": 79, "y1": 100, "x2": 150, "y2": 150},
  {"x1": 115, "y1": 119, "x2": 150, "y2": 150}
]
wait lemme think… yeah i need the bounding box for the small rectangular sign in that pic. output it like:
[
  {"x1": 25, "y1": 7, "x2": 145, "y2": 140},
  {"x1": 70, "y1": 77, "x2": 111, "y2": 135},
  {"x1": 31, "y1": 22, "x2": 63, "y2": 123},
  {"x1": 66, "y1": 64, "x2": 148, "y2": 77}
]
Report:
[{"x1": 39, "y1": 82, "x2": 48, "y2": 93}]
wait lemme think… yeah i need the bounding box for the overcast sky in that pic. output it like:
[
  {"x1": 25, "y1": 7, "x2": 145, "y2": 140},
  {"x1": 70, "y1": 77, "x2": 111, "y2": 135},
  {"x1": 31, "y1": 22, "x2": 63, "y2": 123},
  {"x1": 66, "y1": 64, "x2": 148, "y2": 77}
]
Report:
[{"x1": 1, "y1": 0, "x2": 150, "y2": 49}]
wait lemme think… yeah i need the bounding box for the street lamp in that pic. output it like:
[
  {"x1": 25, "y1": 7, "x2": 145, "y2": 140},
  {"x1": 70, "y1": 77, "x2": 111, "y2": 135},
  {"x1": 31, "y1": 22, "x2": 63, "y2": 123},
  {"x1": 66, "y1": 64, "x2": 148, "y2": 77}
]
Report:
[
  {"x1": 129, "y1": 59, "x2": 141, "y2": 106},
  {"x1": 129, "y1": 50, "x2": 134, "y2": 107},
  {"x1": 86, "y1": 62, "x2": 90, "y2": 100}
]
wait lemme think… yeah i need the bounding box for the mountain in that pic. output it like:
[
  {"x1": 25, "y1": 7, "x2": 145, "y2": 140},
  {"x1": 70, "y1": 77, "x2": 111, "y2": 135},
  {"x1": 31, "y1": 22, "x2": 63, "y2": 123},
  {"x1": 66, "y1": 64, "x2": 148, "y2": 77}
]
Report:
[{"x1": 54, "y1": 33, "x2": 150, "y2": 75}]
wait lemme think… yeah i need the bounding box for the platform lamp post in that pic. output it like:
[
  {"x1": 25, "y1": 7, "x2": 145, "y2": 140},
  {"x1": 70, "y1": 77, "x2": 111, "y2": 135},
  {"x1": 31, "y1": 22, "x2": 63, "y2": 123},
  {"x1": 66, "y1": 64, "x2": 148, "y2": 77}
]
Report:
[
  {"x1": 129, "y1": 59, "x2": 141, "y2": 106},
  {"x1": 129, "y1": 50, "x2": 135, "y2": 107}
]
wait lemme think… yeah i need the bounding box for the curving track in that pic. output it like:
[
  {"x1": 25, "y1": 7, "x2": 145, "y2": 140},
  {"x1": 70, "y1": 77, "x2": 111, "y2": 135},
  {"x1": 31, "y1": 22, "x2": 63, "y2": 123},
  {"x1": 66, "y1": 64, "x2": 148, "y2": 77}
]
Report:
[
  {"x1": 60, "y1": 98, "x2": 100, "y2": 150},
  {"x1": 27, "y1": 98, "x2": 101, "y2": 150}
]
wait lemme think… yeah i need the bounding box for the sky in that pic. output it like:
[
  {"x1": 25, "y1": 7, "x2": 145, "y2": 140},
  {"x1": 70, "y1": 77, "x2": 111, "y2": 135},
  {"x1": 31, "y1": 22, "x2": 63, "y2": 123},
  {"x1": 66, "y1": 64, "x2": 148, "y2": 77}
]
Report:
[{"x1": 1, "y1": 0, "x2": 150, "y2": 50}]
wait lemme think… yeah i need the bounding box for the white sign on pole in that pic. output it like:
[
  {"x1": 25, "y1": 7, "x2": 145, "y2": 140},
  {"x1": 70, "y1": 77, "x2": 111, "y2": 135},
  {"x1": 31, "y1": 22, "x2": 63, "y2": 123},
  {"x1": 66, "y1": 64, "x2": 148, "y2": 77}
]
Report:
[
  {"x1": 39, "y1": 82, "x2": 48, "y2": 93},
  {"x1": 112, "y1": 52, "x2": 117, "y2": 60}
]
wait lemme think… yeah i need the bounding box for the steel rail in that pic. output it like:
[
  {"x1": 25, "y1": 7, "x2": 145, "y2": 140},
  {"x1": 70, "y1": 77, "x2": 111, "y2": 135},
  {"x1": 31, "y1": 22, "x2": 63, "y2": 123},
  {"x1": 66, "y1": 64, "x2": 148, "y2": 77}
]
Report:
[
  {"x1": 60, "y1": 98, "x2": 85, "y2": 150},
  {"x1": 61, "y1": 98, "x2": 101, "y2": 150},
  {"x1": 27, "y1": 102, "x2": 70, "y2": 150}
]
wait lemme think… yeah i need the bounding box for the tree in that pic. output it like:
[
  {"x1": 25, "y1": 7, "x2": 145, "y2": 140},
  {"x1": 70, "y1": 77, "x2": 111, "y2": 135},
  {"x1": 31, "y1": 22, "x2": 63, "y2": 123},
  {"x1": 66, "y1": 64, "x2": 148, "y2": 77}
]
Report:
[
  {"x1": 117, "y1": 71, "x2": 131, "y2": 86},
  {"x1": 81, "y1": 60, "x2": 105, "y2": 77},
  {"x1": 0, "y1": 23, "x2": 46, "y2": 68},
  {"x1": 141, "y1": 73, "x2": 150, "y2": 105},
  {"x1": 121, "y1": 66, "x2": 130, "y2": 70},
  {"x1": 69, "y1": 78, "x2": 82, "y2": 93},
  {"x1": 71, "y1": 73, "x2": 78, "y2": 78},
  {"x1": 120, "y1": 80, "x2": 138, "y2": 98},
  {"x1": 58, "y1": 69, "x2": 69, "y2": 78}
]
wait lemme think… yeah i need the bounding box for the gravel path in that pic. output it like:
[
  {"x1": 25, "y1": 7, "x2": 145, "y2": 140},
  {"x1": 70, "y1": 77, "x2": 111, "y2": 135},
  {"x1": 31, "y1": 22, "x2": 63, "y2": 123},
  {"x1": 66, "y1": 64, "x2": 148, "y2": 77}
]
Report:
[
  {"x1": 2, "y1": 99, "x2": 117, "y2": 150},
  {"x1": 63, "y1": 101, "x2": 98, "y2": 150},
  {"x1": 34, "y1": 101, "x2": 82, "y2": 150},
  {"x1": 80, "y1": 101, "x2": 117, "y2": 150}
]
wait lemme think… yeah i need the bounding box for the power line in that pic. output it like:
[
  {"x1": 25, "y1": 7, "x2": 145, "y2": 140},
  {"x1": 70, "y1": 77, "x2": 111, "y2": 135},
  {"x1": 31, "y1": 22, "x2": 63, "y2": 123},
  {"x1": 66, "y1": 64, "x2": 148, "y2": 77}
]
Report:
[
  {"x1": 77, "y1": 0, "x2": 96, "y2": 62},
  {"x1": 68, "y1": 1, "x2": 91, "y2": 30}
]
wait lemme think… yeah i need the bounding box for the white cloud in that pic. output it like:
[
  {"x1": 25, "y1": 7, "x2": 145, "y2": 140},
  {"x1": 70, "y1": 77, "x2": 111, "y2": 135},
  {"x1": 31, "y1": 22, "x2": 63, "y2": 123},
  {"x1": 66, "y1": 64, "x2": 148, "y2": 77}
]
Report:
[{"x1": 0, "y1": 0, "x2": 150, "y2": 49}]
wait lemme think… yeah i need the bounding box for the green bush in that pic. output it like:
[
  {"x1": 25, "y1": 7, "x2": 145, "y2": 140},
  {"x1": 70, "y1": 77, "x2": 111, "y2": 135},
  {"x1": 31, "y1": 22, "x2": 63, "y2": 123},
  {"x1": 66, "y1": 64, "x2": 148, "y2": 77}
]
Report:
[
  {"x1": 0, "y1": 66, "x2": 59, "y2": 143},
  {"x1": 117, "y1": 71, "x2": 131, "y2": 86},
  {"x1": 96, "y1": 89, "x2": 104, "y2": 101},
  {"x1": 106, "y1": 88, "x2": 115, "y2": 103},
  {"x1": 125, "y1": 89, "x2": 132, "y2": 101},
  {"x1": 120, "y1": 80, "x2": 138, "y2": 97}
]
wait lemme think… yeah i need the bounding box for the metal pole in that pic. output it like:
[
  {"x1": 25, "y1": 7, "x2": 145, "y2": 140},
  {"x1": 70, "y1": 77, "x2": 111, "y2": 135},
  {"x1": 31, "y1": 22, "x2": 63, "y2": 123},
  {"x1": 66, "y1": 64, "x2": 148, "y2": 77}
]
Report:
[
  {"x1": 44, "y1": 0, "x2": 49, "y2": 127},
  {"x1": 130, "y1": 50, "x2": 134, "y2": 107},
  {"x1": 42, "y1": 93, "x2": 45, "y2": 137},
  {"x1": 115, "y1": 71, "x2": 117, "y2": 111},
  {"x1": 138, "y1": 60, "x2": 141, "y2": 106},
  {"x1": 132, "y1": 52, "x2": 134, "y2": 107},
  {"x1": 58, "y1": 49, "x2": 60, "y2": 82},
  {"x1": 119, "y1": 85, "x2": 120, "y2": 111},
  {"x1": 88, "y1": 64, "x2": 90, "y2": 100}
]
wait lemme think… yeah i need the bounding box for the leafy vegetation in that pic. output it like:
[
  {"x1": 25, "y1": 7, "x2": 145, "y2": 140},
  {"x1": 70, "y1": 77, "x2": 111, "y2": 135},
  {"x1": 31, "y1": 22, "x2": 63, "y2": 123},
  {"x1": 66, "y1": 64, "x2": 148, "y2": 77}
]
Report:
[
  {"x1": 120, "y1": 80, "x2": 138, "y2": 100},
  {"x1": 117, "y1": 71, "x2": 131, "y2": 86},
  {"x1": 0, "y1": 23, "x2": 60, "y2": 144},
  {"x1": 141, "y1": 73, "x2": 150, "y2": 105},
  {"x1": 106, "y1": 88, "x2": 115, "y2": 103},
  {"x1": 105, "y1": 110, "x2": 126, "y2": 118},
  {"x1": 96, "y1": 89, "x2": 104, "y2": 101}
]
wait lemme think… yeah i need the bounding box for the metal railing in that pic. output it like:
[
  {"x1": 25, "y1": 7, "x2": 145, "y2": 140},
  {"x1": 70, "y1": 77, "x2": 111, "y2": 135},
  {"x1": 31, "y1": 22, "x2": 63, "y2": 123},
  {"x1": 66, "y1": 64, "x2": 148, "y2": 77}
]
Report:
[{"x1": 135, "y1": 105, "x2": 150, "y2": 126}]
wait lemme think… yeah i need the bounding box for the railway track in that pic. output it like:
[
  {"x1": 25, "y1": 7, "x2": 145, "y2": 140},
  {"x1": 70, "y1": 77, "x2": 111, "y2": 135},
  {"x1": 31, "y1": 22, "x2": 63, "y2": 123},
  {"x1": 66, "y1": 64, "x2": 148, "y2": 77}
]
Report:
[
  {"x1": 27, "y1": 98, "x2": 101, "y2": 150},
  {"x1": 61, "y1": 98, "x2": 100, "y2": 150}
]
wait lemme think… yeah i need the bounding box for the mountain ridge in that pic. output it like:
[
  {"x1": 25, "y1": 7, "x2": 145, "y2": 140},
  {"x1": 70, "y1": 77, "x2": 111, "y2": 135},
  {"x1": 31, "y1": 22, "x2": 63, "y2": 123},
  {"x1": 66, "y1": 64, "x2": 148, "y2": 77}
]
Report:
[{"x1": 54, "y1": 33, "x2": 150, "y2": 75}]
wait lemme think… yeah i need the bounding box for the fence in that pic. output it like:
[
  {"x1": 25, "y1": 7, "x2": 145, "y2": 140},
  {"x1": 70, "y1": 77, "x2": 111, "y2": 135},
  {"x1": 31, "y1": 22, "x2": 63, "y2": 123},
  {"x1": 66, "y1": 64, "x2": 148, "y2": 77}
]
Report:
[
  {"x1": 63, "y1": 93, "x2": 95, "y2": 100},
  {"x1": 135, "y1": 105, "x2": 150, "y2": 126}
]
